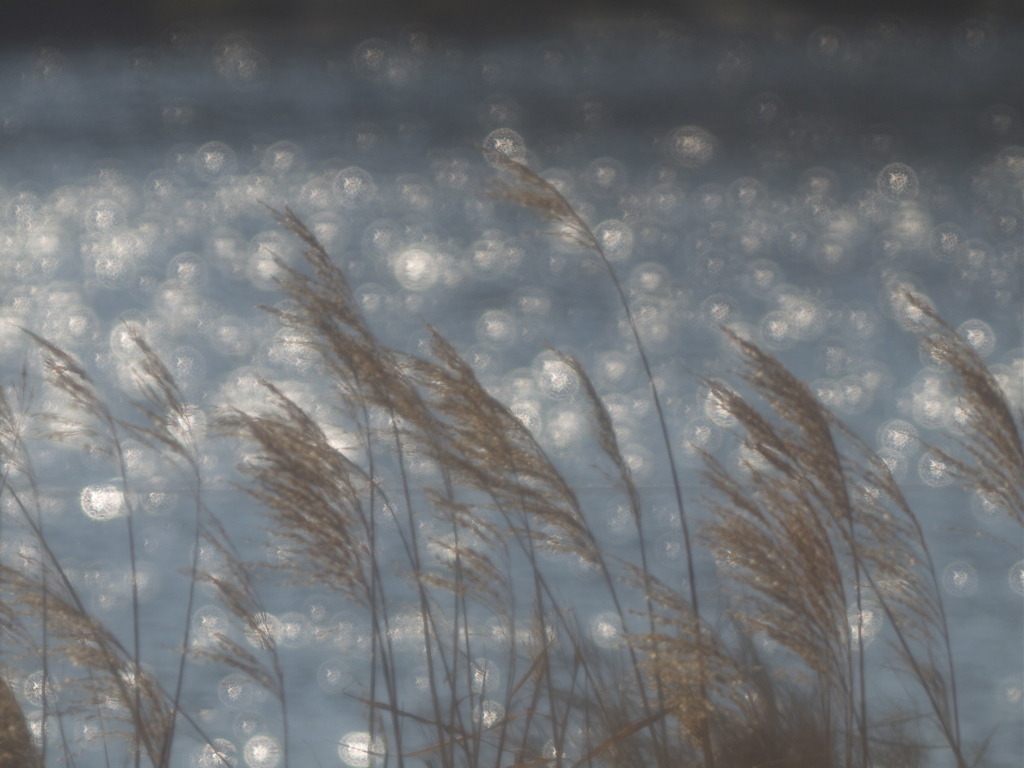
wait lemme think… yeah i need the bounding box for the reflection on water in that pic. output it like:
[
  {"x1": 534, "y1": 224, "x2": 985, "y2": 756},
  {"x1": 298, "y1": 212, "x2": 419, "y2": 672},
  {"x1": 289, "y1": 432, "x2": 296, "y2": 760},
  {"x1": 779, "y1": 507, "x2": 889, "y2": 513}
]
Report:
[{"x1": 0, "y1": 19, "x2": 1020, "y2": 768}]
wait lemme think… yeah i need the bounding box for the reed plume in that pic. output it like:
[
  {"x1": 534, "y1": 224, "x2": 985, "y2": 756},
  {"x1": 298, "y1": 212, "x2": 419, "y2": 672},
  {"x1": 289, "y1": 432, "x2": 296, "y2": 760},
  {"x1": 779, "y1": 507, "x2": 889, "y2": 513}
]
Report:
[
  {"x1": 696, "y1": 328, "x2": 968, "y2": 768},
  {"x1": 0, "y1": 150, "x2": 1012, "y2": 768},
  {"x1": 904, "y1": 292, "x2": 1023, "y2": 525}
]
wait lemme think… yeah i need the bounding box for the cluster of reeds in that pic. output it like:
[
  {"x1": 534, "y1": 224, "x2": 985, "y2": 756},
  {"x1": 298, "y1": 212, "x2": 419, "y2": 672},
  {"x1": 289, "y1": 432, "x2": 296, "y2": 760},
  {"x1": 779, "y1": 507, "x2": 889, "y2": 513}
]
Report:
[{"x1": 0, "y1": 149, "x2": 1019, "y2": 768}]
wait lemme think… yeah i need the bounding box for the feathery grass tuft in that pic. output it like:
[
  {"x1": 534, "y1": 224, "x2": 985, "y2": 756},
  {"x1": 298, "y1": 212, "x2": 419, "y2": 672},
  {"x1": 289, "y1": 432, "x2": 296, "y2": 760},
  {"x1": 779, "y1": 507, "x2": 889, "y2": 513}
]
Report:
[{"x1": 0, "y1": 151, "x2": 1014, "y2": 768}]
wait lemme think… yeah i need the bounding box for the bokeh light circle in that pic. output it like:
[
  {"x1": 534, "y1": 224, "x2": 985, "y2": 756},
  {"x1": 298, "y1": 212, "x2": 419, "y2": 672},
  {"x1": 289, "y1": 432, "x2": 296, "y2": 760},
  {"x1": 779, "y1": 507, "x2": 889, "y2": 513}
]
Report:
[
  {"x1": 317, "y1": 658, "x2": 354, "y2": 693},
  {"x1": 195, "y1": 141, "x2": 237, "y2": 182},
  {"x1": 244, "y1": 735, "x2": 281, "y2": 768},
  {"x1": 667, "y1": 126, "x2": 718, "y2": 168},
  {"x1": 483, "y1": 128, "x2": 527, "y2": 165},
  {"x1": 582, "y1": 156, "x2": 628, "y2": 198},
  {"x1": 338, "y1": 731, "x2": 385, "y2": 768},
  {"x1": 877, "y1": 162, "x2": 919, "y2": 201},
  {"x1": 334, "y1": 167, "x2": 377, "y2": 208},
  {"x1": 475, "y1": 309, "x2": 517, "y2": 348},
  {"x1": 393, "y1": 248, "x2": 439, "y2": 291},
  {"x1": 876, "y1": 419, "x2": 919, "y2": 456},
  {"x1": 941, "y1": 560, "x2": 979, "y2": 598},
  {"x1": 589, "y1": 611, "x2": 624, "y2": 649},
  {"x1": 956, "y1": 318, "x2": 996, "y2": 358},
  {"x1": 80, "y1": 483, "x2": 127, "y2": 521}
]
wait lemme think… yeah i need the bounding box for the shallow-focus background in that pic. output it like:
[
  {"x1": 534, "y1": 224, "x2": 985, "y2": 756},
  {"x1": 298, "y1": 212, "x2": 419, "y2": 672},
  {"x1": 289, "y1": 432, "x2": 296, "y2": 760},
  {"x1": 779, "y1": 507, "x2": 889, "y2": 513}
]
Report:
[{"x1": 0, "y1": 4, "x2": 1021, "y2": 767}]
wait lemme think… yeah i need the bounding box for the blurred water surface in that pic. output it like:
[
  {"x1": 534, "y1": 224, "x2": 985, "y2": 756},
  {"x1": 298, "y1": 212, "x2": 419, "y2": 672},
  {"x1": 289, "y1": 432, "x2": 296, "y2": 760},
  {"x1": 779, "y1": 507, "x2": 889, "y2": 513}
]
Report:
[{"x1": 0, "y1": 21, "x2": 1021, "y2": 768}]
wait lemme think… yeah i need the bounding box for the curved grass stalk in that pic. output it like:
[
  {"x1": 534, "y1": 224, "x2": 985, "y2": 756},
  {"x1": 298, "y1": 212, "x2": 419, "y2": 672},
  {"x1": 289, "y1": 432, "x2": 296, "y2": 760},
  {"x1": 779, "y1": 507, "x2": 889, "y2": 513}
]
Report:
[
  {"x1": 483, "y1": 148, "x2": 709, "y2": 766},
  {"x1": 700, "y1": 328, "x2": 970, "y2": 768}
]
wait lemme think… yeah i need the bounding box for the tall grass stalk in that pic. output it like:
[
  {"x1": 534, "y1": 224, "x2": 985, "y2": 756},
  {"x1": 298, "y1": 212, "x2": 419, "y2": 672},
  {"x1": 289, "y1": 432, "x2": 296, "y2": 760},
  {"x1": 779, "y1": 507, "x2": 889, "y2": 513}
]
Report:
[
  {"x1": 483, "y1": 148, "x2": 703, "y2": 763},
  {"x1": 0, "y1": 150, "x2": 1017, "y2": 768},
  {"x1": 904, "y1": 293, "x2": 1023, "y2": 526}
]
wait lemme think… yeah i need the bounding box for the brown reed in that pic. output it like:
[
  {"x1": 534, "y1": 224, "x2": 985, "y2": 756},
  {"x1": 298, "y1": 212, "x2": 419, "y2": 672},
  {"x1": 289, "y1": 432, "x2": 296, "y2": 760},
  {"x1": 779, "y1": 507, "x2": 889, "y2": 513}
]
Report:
[{"x1": 0, "y1": 151, "x2": 1016, "y2": 768}]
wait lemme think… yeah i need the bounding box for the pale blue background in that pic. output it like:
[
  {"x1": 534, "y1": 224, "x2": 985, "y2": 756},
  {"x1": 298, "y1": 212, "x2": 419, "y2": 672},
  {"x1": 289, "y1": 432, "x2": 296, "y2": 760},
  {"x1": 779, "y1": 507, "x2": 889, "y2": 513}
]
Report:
[{"x1": 0, "y1": 22, "x2": 1020, "y2": 767}]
